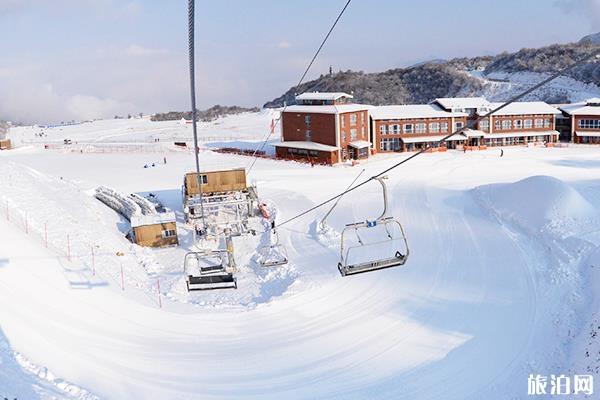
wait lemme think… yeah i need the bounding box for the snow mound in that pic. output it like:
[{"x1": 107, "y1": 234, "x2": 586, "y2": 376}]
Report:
[{"x1": 474, "y1": 175, "x2": 595, "y2": 232}]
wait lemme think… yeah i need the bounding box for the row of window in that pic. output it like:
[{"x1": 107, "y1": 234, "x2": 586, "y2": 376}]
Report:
[
  {"x1": 379, "y1": 121, "x2": 464, "y2": 135},
  {"x1": 305, "y1": 113, "x2": 366, "y2": 128},
  {"x1": 287, "y1": 148, "x2": 320, "y2": 156},
  {"x1": 578, "y1": 119, "x2": 600, "y2": 129},
  {"x1": 161, "y1": 229, "x2": 177, "y2": 239},
  {"x1": 483, "y1": 118, "x2": 552, "y2": 131}
]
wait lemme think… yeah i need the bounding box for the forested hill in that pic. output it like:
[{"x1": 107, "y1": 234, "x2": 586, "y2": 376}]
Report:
[{"x1": 264, "y1": 39, "x2": 600, "y2": 108}]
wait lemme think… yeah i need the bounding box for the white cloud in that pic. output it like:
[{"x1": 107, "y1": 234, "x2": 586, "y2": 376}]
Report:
[
  {"x1": 66, "y1": 95, "x2": 135, "y2": 121},
  {"x1": 277, "y1": 41, "x2": 292, "y2": 49}
]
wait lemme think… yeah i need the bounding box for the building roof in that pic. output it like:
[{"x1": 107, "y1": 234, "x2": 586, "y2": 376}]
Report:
[
  {"x1": 560, "y1": 100, "x2": 600, "y2": 116},
  {"x1": 370, "y1": 104, "x2": 467, "y2": 120},
  {"x1": 484, "y1": 130, "x2": 559, "y2": 139},
  {"x1": 283, "y1": 104, "x2": 373, "y2": 115},
  {"x1": 348, "y1": 140, "x2": 372, "y2": 148},
  {"x1": 272, "y1": 141, "x2": 339, "y2": 152},
  {"x1": 433, "y1": 97, "x2": 491, "y2": 110},
  {"x1": 295, "y1": 92, "x2": 353, "y2": 101},
  {"x1": 131, "y1": 212, "x2": 177, "y2": 228},
  {"x1": 484, "y1": 102, "x2": 561, "y2": 116}
]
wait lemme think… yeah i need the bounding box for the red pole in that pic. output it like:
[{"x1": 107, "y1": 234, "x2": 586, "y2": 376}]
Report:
[
  {"x1": 157, "y1": 278, "x2": 162, "y2": 308},
  {"x1": 120, "y1": 263, "x2": 124, "y2": 291},
  {"x1": 44, "y1": 223, "x2": 48, "y2": 248},
  {"x1": 67, "y1": 234, "x2": 71, "y2": 261},
  {"x1": 91, "y1": 246, "x2": 95, "y2": 276}
]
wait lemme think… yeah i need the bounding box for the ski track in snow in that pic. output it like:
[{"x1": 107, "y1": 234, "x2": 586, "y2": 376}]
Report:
[{"x1": 1, "y1": 117, "x2": 600, "y2": 398}]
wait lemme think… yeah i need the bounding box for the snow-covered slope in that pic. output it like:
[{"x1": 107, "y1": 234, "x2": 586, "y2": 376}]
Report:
[
  {"x1": 468, "y1": 70, "x2": 600, "y2": 103},
  {"x1": 2, "y1": 116, "x2": 600, "y2": 399}
]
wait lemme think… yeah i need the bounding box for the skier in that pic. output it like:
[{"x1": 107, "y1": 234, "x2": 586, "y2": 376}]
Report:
[
  {"x1": 163, "y1": 156, "x2": 167, "y2": 164},
  {"x1": 500, "y1": 149, "x2": 504, "y2": 157}
]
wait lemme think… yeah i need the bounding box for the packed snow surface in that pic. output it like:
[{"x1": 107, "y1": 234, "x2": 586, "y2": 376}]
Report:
[{"x1": 1, "y1": 116, "x2": 600, "y2": 399}]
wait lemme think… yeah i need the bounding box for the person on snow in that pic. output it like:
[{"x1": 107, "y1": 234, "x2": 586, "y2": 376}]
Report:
[{"x1": 500, "y1": 149, "x2": 504, "y2": 157}]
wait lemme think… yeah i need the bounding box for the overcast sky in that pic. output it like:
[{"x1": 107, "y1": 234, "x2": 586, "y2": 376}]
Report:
[{"x1": 0, "y1": 0, "x2": 598, "y2": 124}]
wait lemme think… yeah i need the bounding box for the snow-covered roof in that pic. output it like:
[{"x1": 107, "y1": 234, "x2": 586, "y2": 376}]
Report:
[
  {"x1": 433, "y1": 97, "x2": 491, "y2": 110},
  {"x1": 131, "y1": 212, "x2": 176, "y2": 228},
  {"x1": 560, "y1": 100, "x2": 600, "y2": 116},
  {"x1": 484, "y1": 130, "x2": 559, "y2": 139},
  {"x1": 401, "y1": 134, "x2": 467, "y2": 143},
  {"x1": 463, "y1": 129, "x2": 485, "y2": 138},
  {"x1": 295, "y1": 92, "x2": 353, "y2": 101},
  {"x1": 272, "y1": 141, "x2": 339, "y2": 152},
  {"x1": 370, "y1": 104, "x2": 467, "y2": 120},
  {"x1": 283, "y1": 104, "x2": 373, "y2": 115},
  {"x1": 485, "y1": 102, "x2": 561, "y2": 116},
  {"x1": 348, "y1": 140, "x2": 371, "y2": 148}
]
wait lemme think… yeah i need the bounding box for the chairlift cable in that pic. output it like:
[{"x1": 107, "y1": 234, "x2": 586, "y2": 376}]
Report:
[
  {"x1": 246, "y1": 0, "x2": 353, "y2": 175},
  {"x1": 273, "y1": 50, "x2": 600, "y2": 230}
]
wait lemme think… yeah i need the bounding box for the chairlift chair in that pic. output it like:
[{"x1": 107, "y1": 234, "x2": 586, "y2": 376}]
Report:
[
  {"x1": 257, "y1": 221, "x2": 288, "y2": 267},
  {"x1": 184, "y1": 250, "x2": 237, "y2": 291},
  {"x1": 337, "y1": 176, "x2": 409, "y2": 276}
]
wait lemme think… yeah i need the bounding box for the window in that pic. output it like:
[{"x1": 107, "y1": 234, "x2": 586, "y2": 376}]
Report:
[
  {"x1": 380, "y1": 124, "x2": 388, "y2": 134},
  {"x1": 305, "y1": 130, "x2": 312, "y2": 140},
  {"x1": 524, "y1": 119, "x2": 532, "y2": 129},
  {"x1": 350, "y1": 114, "x2": 357, "y2": 126},
  {"x1": 361, "y1": 126, "x2": 365, "y2": 138},
  {"x1": 309, "y1": 150, "x2": 319, "y2": 156},
  {"x1": 479, "y1": 119, "x2": 489, "y2": 132},
  {"x1": 534, "y1": 118, "x2": 544, "y2": 128},
  {"x1": 304, "y1": 115, "x2": 311, "y2": 126},
  {"x1": 350, "y1": 128, "x2": 358, "y2": 141},
  {"x1": 544, "y1": 119, "x2": 551, "y2": 128},
  {"x1": 454, "y1": 121, "x2": 464, "y2": 132},
  {"x1": 404, "y1": 123, "x2": 413, "y2": 133},
  {"x1": 514, "y1": 120, "x2": 522, "y2": 129},
  {"x1": 391, "y1": 124, "x2": 400, "y2": 134},
  {"x1": 341, "y1": 116, "x2": 345, "y2": 128},
  {"x1": 501, "y1": 119, "x2": 512, "y2": 130},
  {"x1": 415, "y1": 123, "x2": 426, "y2": 133},
  {"x1": 162, "y1": 229, "x2": 176, "y2": 238},
  {"x1": 440, "y1": 122, "x2": 448, "y2": 133},
  {"x1": 578, "y1": 119, "x2": 600, "y2": 129},
  {"x1": 198, "y1": 174, "x2": 208, "y2": 185},
  {"x1": 495, "y1": 119, "x2": 501, "y2": 130},
  {"x1": 429, "y1": 122, "x2": 440, "y2": 133},
  {"x1": 380, "y1": 137, "x2": 401, "y2": 151},
  {"x1": 360, "y1": 113, "x2": 365, "y2": 124}
]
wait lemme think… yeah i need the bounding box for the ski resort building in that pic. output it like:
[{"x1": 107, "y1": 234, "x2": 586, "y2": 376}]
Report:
[
  {"x1": 432, "y1": 97, "x2": 491, "y2": 128},
  {"x1": 0, "y1": 121, "x2": 10, "y2": 150},
  {"x1": 275, "y1": 92, "x2": 373, "y2": 164},
  {"x1": 559, "y1": 98, "x2": 600, "y2": 144},
  {"x1": 130, "y1": 212, "x2": 178, "y2": 247},
  {"x1": 371, "y1": 105, "x2": 468, "y2": 152},
  {"x1": 474, "y1": 101, "x2": 560, "y2": 146}
]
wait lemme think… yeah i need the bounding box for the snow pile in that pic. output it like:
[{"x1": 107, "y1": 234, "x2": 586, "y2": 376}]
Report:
[
  {"x1": 474, "y1": 175, "x2": 595, "y2": 233},
  {"x1": 94, "y1": 185, "x2": 143, "y2": 220}
]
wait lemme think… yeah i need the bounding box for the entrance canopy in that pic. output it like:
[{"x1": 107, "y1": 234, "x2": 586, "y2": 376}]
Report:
[{"x1": 348, "y1": 140, "x2": 371, "y2": 149}]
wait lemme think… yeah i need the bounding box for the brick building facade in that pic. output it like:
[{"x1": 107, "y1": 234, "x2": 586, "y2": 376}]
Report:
[{"x1": 275, "y1": 92, "x2": 373, "y2": 164}]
